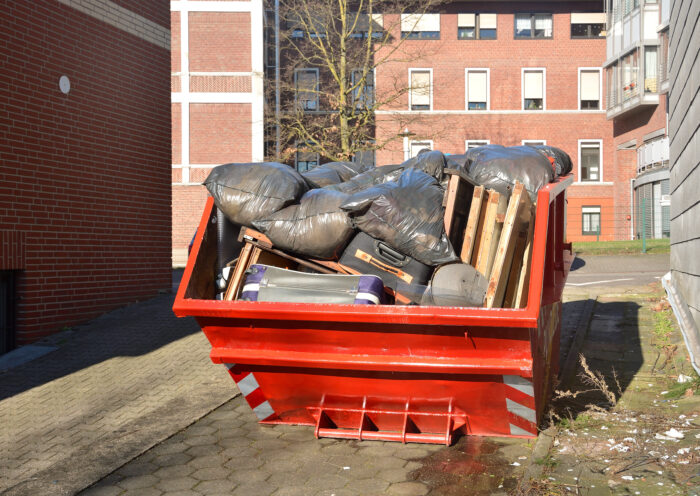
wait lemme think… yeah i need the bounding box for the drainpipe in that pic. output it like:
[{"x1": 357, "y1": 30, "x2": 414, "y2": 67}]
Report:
[
  {"x1": 275, "y1": 0, "x2": 280, "y2": 157},
  {"x1": 630, "y1": 178, "x2": 635, "y2": 240}
]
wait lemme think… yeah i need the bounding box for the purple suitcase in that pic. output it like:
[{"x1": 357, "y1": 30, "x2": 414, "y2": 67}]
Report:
[{"x1": 240, "y1": 264, "x2": 385, "y2": 305}]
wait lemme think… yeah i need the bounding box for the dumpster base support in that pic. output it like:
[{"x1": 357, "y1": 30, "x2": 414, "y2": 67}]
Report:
[{"x1": 308, "y1": 399, "x2": 467, "y2": 445}]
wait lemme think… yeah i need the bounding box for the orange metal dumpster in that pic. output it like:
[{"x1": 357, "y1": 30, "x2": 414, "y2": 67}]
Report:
[{"x1": 173, "y1": 175, "x2": 574, "y2": 445}]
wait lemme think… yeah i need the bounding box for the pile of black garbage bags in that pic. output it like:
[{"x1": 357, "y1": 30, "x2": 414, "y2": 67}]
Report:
[{"x1": 204, "y1": 144, "x2": 571, "y2": 268}]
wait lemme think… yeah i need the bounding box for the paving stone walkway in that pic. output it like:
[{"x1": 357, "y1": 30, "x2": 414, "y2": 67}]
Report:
[{"x1": 0, "y1": 292, "x2": 236, "y2": 496}]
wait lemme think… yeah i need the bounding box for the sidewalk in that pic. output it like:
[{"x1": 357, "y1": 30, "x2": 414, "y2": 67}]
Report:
[{"x1": 0, "y1": 272, "x2": 237, "y2": 496}]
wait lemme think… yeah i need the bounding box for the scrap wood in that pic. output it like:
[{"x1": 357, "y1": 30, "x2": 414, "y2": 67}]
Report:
[
  {"x1": 224, "y1": 242, "x2": 255, "y2": 301},
  {"x1": 461, "y1": 185, "x2": 486, "y2": 264},
  {"x1": 474, "y1": 189, "x2": 503, "y2": 278},
  {"x1": 513, "y1": 203, "x2": 536, "y2": 308},
  {"x1": 443, "y1": 169, "x2": 475, "y2": 255},
  {"x1": 485, "y1": 182, "x2": 533, "y2": 308}
]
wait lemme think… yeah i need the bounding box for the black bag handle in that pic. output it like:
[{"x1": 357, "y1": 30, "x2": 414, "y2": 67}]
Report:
[{"x1": 375, "y1": 240, "x2": 408, "y2": 266}]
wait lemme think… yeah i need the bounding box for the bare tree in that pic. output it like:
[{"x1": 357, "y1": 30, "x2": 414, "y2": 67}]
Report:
[{"x1": 267, "y1": 0, "x2": 444, "y2": 165}]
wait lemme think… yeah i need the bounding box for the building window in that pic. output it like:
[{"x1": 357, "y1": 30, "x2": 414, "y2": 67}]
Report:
[
  {"x1": 581, "y1": 206, "x2": 601, "y2": 235},
  {"x1": 522, "y1": 140, "x2": 546, "y2": 146},
  {"x1": 457, "y1": 13, "x2": 497, "y2": 39},
  {"x1": 295, "y1": 68, "x2": 319, "y2": 111},
  {"x1": 622, "y1": 49, "x2": 639, "y2": 101},
  {"x1": 515, "y1": 13, "x2": 552, "y2": 39},
  {"x1": 579, "y1": 68, "x2": 601, "y2": 109},
  {"x1": 352, "y1": 69, "x2": 374, "y2": 109},
  {"x1": 522, "y1": 68, "x2": 545, "y2": 110},
  {"x1": 401, "y1": 13, "x2": 440, "y2": 39},
  {"x1": 466, "y1": 140, "x2": 489, "y2": 150},
  {"x1": 295, "y1": 143, "x2": 319, "y2": 172},
  {"x1": 570, "y1": 13, "x2": 606, "y2": 38},
  {"x1": 644, "y1": 46, "x2": 658, "y2": 93},
  {"x1": 350, "y1": 13, "x2": 384, "y2": 39},
  {"x1": 465, "y1": 69, "x2": 489, "y2": 110},
  {"x1": 353, "y1": 148, "x2": 375, "y2": 167},
  {"x1": 409, "y1": 69, "x2": 431, "y2": 111},
  {"x1": 579, "y1": 140, "x2": 602, "y2": 182},
  {"x1": 409, "y1": 140, "x2": 433, "y2": 158}
]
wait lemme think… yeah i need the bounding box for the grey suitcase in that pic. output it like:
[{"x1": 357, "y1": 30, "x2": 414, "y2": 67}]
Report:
[{"x1": 240, "y1": 264, "x2": 385, "y2": 305}]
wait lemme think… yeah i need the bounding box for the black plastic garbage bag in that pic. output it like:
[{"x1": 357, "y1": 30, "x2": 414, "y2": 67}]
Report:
[
  {"x1": 465, "y1": 145, "x2": 553, "y2": 200},
  {"x1": 301, "y1": 161, "x2": 374, "y2": 188},
  {"x1": 341, "y1": 168, "x2": 458, "y2": 266},
  {"x1": 253, "y1": 189, "x2": 354, "y2": 259},
  {"x1": 204, "y1": 162, "x2": 308, "y2": 227},
  {"x1": 530, "y1": 145, "x2": 573, "y2": 177},
  {"x1": 400, "y1": 150, "x2": 446, "y2": 182},
  {"x1": 325, "y1": 163, "x2": 405, "y2": 195}
]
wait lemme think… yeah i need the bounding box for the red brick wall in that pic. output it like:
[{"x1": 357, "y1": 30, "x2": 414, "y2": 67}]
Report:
[
  {"x1": 189, "y1": 12, "x2": 252, "y2": 72},
  {"x1": 0, "y1": 2, "x2": 171, "y2": 344},
  {"x1": 189, "y1": 103, "x2": 253, "y2": 164}
]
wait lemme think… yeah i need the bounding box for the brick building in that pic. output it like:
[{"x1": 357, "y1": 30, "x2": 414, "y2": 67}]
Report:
[
  {"x1": 171, "y1": 0, "x2": 264, "y2": 266},
  {"x1": 1, "y1": 1, "x2": 171, "y2": 351},
  {"x1": 604, "y1": 0, "x2": 671, "y2": 241},
  {"x1": 171, "y1": 0, "x2": 646, "y2": 263}
]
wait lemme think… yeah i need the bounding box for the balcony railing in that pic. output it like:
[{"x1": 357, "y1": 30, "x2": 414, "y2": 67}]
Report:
[{"x1": 637, "y1": 137, "x2": 669, "y2": 174}]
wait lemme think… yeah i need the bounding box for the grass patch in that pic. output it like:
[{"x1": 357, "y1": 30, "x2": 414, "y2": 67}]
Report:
[
  {"x1": 573, "y1": 238, "x2": 669, "y2": 255},
  {"x1": 664, "y1": 371, "x2": 700, "y2": 399}
]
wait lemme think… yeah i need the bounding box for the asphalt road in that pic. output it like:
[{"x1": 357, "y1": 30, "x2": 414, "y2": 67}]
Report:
[{"x1": 566, "y1": 253, "x2": 670, "y2": 288}]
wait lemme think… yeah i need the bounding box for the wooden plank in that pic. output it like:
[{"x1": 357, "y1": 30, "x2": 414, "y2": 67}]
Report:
[
  {"x1": 514, "y1": 204, "x2": 536, "y2": 309},
  {"x1": 443, "y1": 174, "x2": 461, "y2": 237},
  {"x1": 503, "y1": 230, "x2": 528, "y2": 308},
  {"x1": 443, "y1": 173, "x2": 474, "y2": 257},
  {"x1": 474, "y1": 190, "x2": 501, "y2": 277},
  {"x1": 484, "y1": 182, "x2": 531, "y2": 308},
  {"x1": 224, "y1": 242, "x2": 255, "y2": 301},
  {"x1": 460, "y1": 186, "x2": 485, "y2": 264},
  {"x1": 484, "y1": 195, "x2": 509, "y2": 279}
]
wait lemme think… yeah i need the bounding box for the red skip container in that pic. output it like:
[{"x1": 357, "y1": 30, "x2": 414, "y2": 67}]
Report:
[{"x1": 174, "y1": 176, "x2": 574, "y2": 445}]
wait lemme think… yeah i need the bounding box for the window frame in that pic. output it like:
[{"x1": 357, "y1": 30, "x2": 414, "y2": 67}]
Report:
[
  {"x1": 464, "y1": 68, "x2": 490, "y2": 111},
  {"x1": 514, "y1": 13, "x2": 553, "y2": 39},
  {"x1": 581, "y1": 205, "x2": 602, "y2": 235},
  {"x1": 578, "y1": 67, "x2": 602, "y2": 110},
  {"x1": 401, "y1": 13, "x2": 441, "y2": 40},
  {"x1": 409, "y1": 140, "x2": 433, "y2": 158},
  {"x1": 294, "y1": 67, "x2": 320, "y2": 112},
  {"x1": 577, "y1": 139, "x2": 604, "y2": 183},
  {"x1": 295, "y1": 142, "x2": 320, "y2": 173},
  {"x1": 521, "y1": 67, "x2": 546, "y2": 111},
  {"x1": 457, "y1": 13, "x2": 498, "y2": 40},
  {"x1": 465, "y1": 139, "x2": 490, "y2": 150},
  {"x1": 351, "y1": 68, "x2": 375, "y2": 110},
  {"x1": 570, "y1": 13, "x2": 606, "y2": 39},
  {"x1": 522, "y1": 139, "x2": 547, "y2": 146},
  {"x1": 408, "y1": 68, "x2": 433, "y2": 111}
]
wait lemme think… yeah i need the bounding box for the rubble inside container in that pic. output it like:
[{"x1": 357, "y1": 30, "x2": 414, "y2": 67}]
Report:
[{"x1": 205, "y1": 145, "x2": 572, "y2": 308}]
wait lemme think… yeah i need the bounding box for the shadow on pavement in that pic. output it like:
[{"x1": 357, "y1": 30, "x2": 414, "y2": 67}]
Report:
[
  {"x1": 553, "y1": 299, "x2": 643, "y2": 419},
  {"x1": 0, "y1": 270, "x2": 199, "y2": 401}
]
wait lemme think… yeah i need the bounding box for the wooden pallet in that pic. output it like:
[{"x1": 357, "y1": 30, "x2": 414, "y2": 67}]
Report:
[
  {"x1": 443, "y1": 168, "x2": 475, "y2": 255},
  {"x1": 460, "y1": 185, "x2": 486, "y2": 264},
  {"x1": 484, "y1": 182, "x2": 533, "y2": 308},
  {"x1": 474, "y1": 190, "x2": 505, "y2": 277}
]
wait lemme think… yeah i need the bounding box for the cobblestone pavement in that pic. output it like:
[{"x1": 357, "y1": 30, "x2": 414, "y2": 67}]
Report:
[
  {"x1": 0, "y1": 291, "x2": 236, "y2": 496},
  {"x1": 80, "y1": 395, "x2": 531, "y2": 496}
]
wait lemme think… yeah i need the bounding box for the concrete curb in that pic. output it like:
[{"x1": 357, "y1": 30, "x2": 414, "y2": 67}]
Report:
[{"x1": 522, "y1": 426, "x2": 557, "y2": 484}]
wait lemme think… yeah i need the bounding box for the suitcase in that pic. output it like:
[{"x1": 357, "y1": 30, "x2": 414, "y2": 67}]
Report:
[
  {"x1": 240, "y1": 264, "x2": 385, "y2": 305},
  {"x1": 338, "y1": 232, "x2": 433, "y2": 290}
]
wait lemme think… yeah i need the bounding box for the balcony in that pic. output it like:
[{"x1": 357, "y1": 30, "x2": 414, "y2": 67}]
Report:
[{"x1": 637, "y1": 136, "x2": 669, "y2": 175}]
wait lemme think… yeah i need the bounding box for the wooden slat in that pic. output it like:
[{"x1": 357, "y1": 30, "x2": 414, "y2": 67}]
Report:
[
  {"x1": 514, "y1": 204, "x2": 536, "y2": 308},
  {"x1": 503, "y1": 230, "x2": 528, "y2": 308},
  {"x1": 443, "y1": 174, "x2": 461, "y2": 238},
  {"x1": 224, "y1": 243, "x2": 255, "y2": 301},
  {"x1": 443, "y1": 172, "x2": 475, "y2": 256},
  {"x1": 474, "y1": 190, "x2": 501, "y2": 277},
  {"x1": 484, "y1": 183, "x2": 533, "y2": 308},
  {"x1": 461, "y1": 186, "x2": 486, "y2": 264}
]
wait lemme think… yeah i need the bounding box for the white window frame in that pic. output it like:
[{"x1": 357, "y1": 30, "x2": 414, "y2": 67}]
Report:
[
  {"x1": 522, "y1": 139, "x2": 547, "y2": 145},
  {"x1": 295, "y1": 141, "x2": 320, "y2": 172},
  {"x1": 409, "y1": 140, "x2": 433, "y2": 158},
  {"x1": 408, "y1": 68, "x2": 433, "y2": 111},
  {"x1": 521, "y1": 67, "x2": 546, "y2": 110},
  {"x1": 577, "y1": 139, "x2": 603, "y2": 183},
  {"x1": 294, "y1": 68, "x2": 319, "y2": 111},
  {"x1": 465, "y1": 139, "x2": 490, "y2": 150},
  {"x1": 464, "y1": 68, "x2": 490, "y2": 111},
  {"x1": 578, "y1": 67, "x2": 602, "y2": 110}
]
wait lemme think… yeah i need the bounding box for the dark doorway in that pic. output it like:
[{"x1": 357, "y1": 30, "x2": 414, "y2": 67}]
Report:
[{"x1": 0, "y1": 271, "x2": 17, "y2": 355}]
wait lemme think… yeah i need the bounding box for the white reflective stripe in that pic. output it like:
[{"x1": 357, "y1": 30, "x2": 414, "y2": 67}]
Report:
[
  {"x1": 503, "y1": 375, "x2": 534, "y2": 397},
  {"x1": 241, "y1": 283, "x2": 260, "y2": 294},
  {"x1": 224, "y1": 362, "x2": 237, "y2": 370},
  {"x1": 355, "y1": 292, "x2": 380, "y2": 305},
  {"x1": 252, "y1": 400, "x2": 275, "y2": 420},
  {"x1": 510, "y1": 423, "x2": 535, "y2": 436},
  {"x1": 237, "y1": 373, "x2": 260, "y2": 396},
  {"x1": 506, "y1": 398, "x2": 536, "y2": 423}
]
